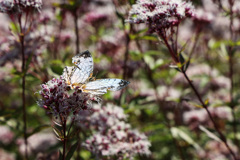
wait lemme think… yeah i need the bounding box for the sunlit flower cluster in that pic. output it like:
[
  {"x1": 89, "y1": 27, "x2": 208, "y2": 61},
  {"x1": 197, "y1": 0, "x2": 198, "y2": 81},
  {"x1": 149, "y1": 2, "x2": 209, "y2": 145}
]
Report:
[
  {"x1": 37, "y1": 77, "x2": 97, "y2": 118},
  {"x1": 127, "y1": 0, "x2": 194, "y2": 33},
  {"x1": 79, "y1": 104, "x2": 151, "y2": 159},
  {"x1": 0, "y1": 0, "x2": 42, "y2": 13}
]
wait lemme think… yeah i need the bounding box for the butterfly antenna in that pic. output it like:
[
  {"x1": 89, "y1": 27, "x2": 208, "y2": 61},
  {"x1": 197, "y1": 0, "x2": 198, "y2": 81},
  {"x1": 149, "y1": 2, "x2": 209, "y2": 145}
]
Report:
[{"x1": 91, "y1": 70, "x2": 99, "y2": 81}]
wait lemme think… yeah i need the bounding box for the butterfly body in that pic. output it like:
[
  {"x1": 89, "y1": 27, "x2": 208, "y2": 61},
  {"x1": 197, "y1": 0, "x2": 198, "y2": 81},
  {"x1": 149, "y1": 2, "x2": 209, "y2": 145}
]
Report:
[{"x1": 62, "y1": 50, "x2": 130, "y2": 95}]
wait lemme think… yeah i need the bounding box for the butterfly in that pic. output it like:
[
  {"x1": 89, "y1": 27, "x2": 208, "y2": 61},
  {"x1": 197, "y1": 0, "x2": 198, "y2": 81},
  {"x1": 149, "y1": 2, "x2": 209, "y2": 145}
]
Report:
[{"x1": 62, "y1": 50, "x2": 130, "y2": 95}]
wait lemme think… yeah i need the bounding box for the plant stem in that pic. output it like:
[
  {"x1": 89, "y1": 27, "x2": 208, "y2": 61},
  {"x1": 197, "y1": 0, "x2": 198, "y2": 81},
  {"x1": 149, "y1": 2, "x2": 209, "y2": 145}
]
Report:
[
  {"x1": 19, "y1": 15, "x2": 28, "y2": 160},
  {"x1": 228, "y1": 0, "x2": 239, "y2": 147},
  {"x1": 135, "y1": 39, "x2": 186, "y2": 160},
  {"x1": 123, "y1": 25, "x2": 131, "y2": 80},
  {"x1": 182, "y1": 70, "x2": 237, "y2": 160},
  {"x1": 160, "y1": 33, "x2": 179, "y2": 63},
  {"x1": 189, "y1": 27, "x2": 201, "y2": 59},
  {"x1": 62, "y1": 117, "x2": 67, "y2": 160},
  {"x1": 161, "y1": 33, "x2": 237, "y2": 160}
]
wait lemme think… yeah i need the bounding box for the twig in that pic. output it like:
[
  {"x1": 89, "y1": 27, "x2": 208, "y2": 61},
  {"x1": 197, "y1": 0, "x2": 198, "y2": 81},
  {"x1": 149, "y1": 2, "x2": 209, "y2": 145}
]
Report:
[
  {"x1": 161, "y1": 32, "x2": 237, "y2": 160},
  {"x1": 135, "y1": 38, "x2": 186, "y2": 160},
  {"x1": 181, "y1": 71, "x2": 237, "y2": 160},
  {"x1": 18, "y1": 14, "x2": 28, "y2": 160},
  {"x1": 61, "y1": 115, "x2": 67, "y2": 160},
  {"x1": 227, "y1": 0, "x2": 239, "y2": 148}
]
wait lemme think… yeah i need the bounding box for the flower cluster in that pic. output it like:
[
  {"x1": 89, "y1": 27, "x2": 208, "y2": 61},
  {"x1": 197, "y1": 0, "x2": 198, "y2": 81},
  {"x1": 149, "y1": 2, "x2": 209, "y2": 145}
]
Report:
[
  {"x1": 37, "y1": 77, "x2": 97, "y2": 118},
  {"x1": 84, "y1": 11, "x2": 108, "y2": 28},
  {"x1": 0, "y1": 0, "x2": 42, "y2": 13},
  {"x1": 127, "y1": 0, "x2": 194, "y2": 33},
  {"x1": 18, "y1": 132, "x2": 57, "y2": 156},
  {"x1": 78, "y1": 104, "x2": 151, "y2": 159},
  {"x1": 0, "y1": 125, "x2": 14, "y2": 145},
  {"x1": 198, "y1": 140, "x2": 238, "y2": 160},
  {"x1": 192, "y1": 8, "x2": 214, "y2": 25},
  {"x1": 184, "y1": 106, "x2": 232, "y2": 130}
]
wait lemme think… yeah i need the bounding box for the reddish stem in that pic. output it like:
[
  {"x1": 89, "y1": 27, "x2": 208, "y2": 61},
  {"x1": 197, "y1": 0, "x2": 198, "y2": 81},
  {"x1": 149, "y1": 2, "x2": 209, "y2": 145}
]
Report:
[
  {"x1": 62, "y1": 117, "x2": 67, "y2": 160},
  {"x1": 162, "y1": 35, "x2": 237, "y2": 160},
  {"x1": 19, "y1": 14, "x2": 28, "y2": 160}
]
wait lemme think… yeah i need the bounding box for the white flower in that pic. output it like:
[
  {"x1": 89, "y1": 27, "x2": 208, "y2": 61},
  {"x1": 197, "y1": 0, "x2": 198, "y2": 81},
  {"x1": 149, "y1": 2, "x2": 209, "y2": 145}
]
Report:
[
  {"x1": 81, "y1": 104, "x2": 151, "y2": 159},
  {"x1": 127, "y1": 0, "x2": 194, "y2": 32}
]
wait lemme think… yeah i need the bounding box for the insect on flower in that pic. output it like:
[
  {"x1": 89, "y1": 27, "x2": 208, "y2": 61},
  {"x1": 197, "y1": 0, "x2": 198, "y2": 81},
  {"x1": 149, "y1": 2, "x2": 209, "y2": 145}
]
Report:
[{"x1": 62, "y1": 50, "x2": 130, "y2": 95}]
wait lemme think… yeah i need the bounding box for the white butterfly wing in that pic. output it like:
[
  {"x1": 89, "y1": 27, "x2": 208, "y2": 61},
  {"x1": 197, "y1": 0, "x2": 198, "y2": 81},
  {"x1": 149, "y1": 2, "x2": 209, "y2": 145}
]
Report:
[
  {"x1": 62, "y1": 66, "x2": 75, "y2": 85},
  {"x1": 83, "y1": 79, "x2": 130, "y2": 95},
  {"x1": 71, "y1": 50, "x2": 93, "y2": 84}
]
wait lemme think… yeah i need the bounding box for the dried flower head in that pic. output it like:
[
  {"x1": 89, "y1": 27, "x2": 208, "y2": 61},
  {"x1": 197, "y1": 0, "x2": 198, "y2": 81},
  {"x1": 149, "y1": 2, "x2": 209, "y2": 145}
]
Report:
[
  {"x1": 127, "y1": 0, "x2": 194, "y2": 33},
  {"x1": 0, "y1": 0, "x2": 42, "y2": 13},
  {"x1": 78, "y1": 104, "x2": 151, "y2": 159},
  {"x1": 84, "y1": 130, "x2": 151, "y2": 159},
  {"x1": 37, "y1": 77, "x2": 97, "y2": 119}
]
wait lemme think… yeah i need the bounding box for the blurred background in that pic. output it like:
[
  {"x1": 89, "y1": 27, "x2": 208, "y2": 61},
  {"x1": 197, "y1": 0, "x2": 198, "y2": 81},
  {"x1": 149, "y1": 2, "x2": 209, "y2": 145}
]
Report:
[{"x1": 0, "y1": 0, "x2": 240, "y2": 159}]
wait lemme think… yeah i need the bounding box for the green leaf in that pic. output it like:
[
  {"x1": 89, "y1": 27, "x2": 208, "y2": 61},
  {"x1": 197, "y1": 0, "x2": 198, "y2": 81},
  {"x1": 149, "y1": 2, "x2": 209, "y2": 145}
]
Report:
[
  {"x1": 171, "y1": 127, "x2": 204, "y2": 151},
  {"x1": 204, "y1": 99, "x2": 209, "y2": 105},
  {"x1": 138, "y1": 35, "x2": 158, "y2": 41},
  {"x1": 53, "y1": 126, "x2": 63, "y2": 140},
  {"x1": 128, "y1": 0, "x2": 135, "y2": 5},
  {"x1": 199, "y1": 125, "x2": 221, "y2": 142},
  {"x1": 50, "y1": 60, "x2": 64, "y2": 75},
  {"x1": 25, "y1": 51, "x2": 34, "y2": 73},
  {"x1": 169, "y1": 65, "x2": 181, "y2": 72},
  {"x1": 66, "y1": 142, "x2": 78, "y2": 160},
  {"x1": 59, "y1": 150, "x2": 63, "y2": 160},
  {"x1": 184, "y1": 59, "x2": 190, "y2": 72},
  {"x1": 115, "y1": 11, "x2": 124, "y2": 20},
  {"x1": 179, "y1": 52, "x2": 185, "y2": 64},
  {"x1": 143, "y1": 54, "x2": 155, "y2": 69},
  {"x1": 9, "y1": 22, "x2": 20, "y2": 34}
]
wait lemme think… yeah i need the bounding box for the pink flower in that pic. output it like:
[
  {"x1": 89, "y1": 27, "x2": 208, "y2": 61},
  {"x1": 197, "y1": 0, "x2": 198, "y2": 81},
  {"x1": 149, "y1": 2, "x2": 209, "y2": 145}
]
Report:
[
  {"x1": 127, "y1": 0, "x2": 194, "y2": 33},
  {"x1": 37, "y1": 77, "x2": 96, "y2": 119},
  {"x1": 0, "y1": 0, "x2": 42, "y2": 13},
  {"x1": 77, "y1": 104, "x2": 151, "y2": 159}
]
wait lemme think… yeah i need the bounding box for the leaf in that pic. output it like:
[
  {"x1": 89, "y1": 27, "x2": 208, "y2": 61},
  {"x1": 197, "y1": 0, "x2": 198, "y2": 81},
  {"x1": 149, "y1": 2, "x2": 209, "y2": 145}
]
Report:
[
  {"x1": 53, "y1": 0, "x2": 82, "y2": 11},
  {"x1": 199, "y1": 125, "x2": 221, "y2": 142},
  {"x1": 53, "y1": 126, "x2": 63, "y2": 140},
  {"x1": 25, "y1": 51, "x2": 34, "y2": 73},
  {"x1": 128, "y1": 0, "x2": 135, "y2": 5},
  {"x1": 184, "y1": 59, "x2": 190, "y2": 72},
  {"x1": 169, "y1": 65, "x2": 181, "y2": 72},
  {"x1": 139, "y1": 35, "x2": 158, "y2": 41},
  {"x1": 204, "y1": 99, "x2": 209, "y2": 105},
  {"x1": 66, "y1": 142, "x2": 78, "y2": 160},
  {"x1": 115, "y1": 11, "x2": 124, "y2": 20},
  {"x1": 179, "y1": 52, "x2": 185, "y2": 64},
  {"x1": 50, "y1": 60, "x2": 64, "y2": 75},
  {"x1": 59, "y1": 150, "x2": 63, "y2": 160},
  {"x1": 9, "y1": 22, "x2": 20, "y2": 34},
  {"x1": 171, "y1": 127, "x2": 204, "y2": 151},
  {"x1": 143, "y1": 54, "x2": 154, "y2": 69},
  {"x1": 188, "y1": 102, "x2": 203, "y2": 108}
]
